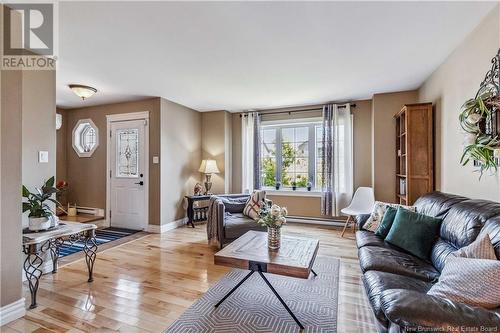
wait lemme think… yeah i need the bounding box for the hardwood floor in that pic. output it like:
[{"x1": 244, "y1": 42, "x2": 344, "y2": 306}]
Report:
[{"x1": 3, "y1": 223, "x2": 376, "y2": 333}]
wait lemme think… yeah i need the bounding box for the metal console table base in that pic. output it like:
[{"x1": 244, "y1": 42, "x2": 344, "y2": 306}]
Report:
[{"x1": 23, "y1": 228, "x2": 97, "y2": 309}]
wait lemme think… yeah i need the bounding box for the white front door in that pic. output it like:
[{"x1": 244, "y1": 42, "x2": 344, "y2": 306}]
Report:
[{"x1": 109, "y1": 119, "x2": 147, "y2": 230}]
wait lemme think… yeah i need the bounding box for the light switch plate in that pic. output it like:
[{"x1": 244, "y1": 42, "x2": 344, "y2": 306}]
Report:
[
  {"x1": 39, "y1": 151, "x2": 49, "y2": 163},
  {"x1": 153, "y1": 156, "x2": 159, "y2": 164}
]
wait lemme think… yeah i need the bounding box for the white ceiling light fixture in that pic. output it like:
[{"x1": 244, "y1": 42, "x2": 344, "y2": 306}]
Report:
[{"x1": 69, "y1": 84, "x2": 97, "y2": 100}]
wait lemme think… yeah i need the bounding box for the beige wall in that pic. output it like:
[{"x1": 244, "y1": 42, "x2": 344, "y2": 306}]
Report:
[
  {"x1": 56, "y1": 108, "x2": 67, "y2": 195},
  {"x1": 0, "y1": 70, "x2": 23, "y2": 307},
  {"x1": 62, "y1": 98, "x2": 161, "y2": 224},
  {"x1": 418, "y1": 4, "x2": 500, "y2": 201},
  {"x1": 22, "y1": 70, "x2": 57, "y2": 226},
  {"x1": 231, "y1": 100, "x2": 373, "y2": 218},
  {"x1": 201, "y1": 111, "x2": 230, "y2": 194},
  {"x1": 160, "y1": 99, "x2": 202, "y2": 225},
  {"x1": 372, "y1": 90, "x2": 418, "y2": 203}
]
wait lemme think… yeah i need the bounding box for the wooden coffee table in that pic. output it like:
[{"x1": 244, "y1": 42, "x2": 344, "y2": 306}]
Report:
[{"x1": 214, "y1": 230, "x2": 319, "y2": 329}]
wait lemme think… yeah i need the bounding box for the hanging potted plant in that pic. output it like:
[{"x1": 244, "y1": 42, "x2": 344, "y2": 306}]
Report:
[
  {"x1": 22, "y1": 176, "x2": 62, "y2": 231},
  {"x1": 459, "y1": 90, "x2": 500, "y2": 178}
]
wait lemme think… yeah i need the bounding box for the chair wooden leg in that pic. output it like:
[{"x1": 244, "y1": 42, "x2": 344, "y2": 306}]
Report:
[{"x1": 341, "y1": 215, "x2": 351, "y2": 237}]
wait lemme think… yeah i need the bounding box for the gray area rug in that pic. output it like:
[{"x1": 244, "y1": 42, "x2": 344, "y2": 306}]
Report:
[{"x1": 165, "y1": 256, "x2": 339, "y2": 333}]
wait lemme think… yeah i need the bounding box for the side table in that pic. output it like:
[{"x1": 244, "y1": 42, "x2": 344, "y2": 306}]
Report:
[{"x1": 185, "y1": 195, "x2": 211, "y2": 228}]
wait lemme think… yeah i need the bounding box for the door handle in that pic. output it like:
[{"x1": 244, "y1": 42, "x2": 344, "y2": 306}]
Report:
[{"x1": 134, "y1": 181, "x2": 144, "y2": 186}]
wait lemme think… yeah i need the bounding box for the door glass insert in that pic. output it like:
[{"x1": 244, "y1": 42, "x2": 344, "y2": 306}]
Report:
[{"x1": 116, "y1": 128, "x2": 139, "y2": 177}]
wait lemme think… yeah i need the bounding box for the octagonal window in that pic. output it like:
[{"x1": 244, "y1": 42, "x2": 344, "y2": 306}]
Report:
[{"x1": 72, "y1": 119, "x2": 99, "y2": 157}]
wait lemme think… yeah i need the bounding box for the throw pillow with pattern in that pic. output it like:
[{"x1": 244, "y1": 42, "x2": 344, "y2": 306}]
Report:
[
  {"x1": 451, "y1": 233, "x2": 497, "y2": 260},
  {"x1": 427, "y1": 256, "x2": 500, "y2": 309},
  {"x1": 362, "y1": 201, "x2": 415, "y2": 232},
  {"x1": 243, "y1": 190, "x2": 266, "y2": 220}
]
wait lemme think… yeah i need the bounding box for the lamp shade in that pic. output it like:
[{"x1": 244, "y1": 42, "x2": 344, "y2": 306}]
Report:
[
  {"x1": 69, "y1": 84, "x2": 97, "y2": 100},
  {"x1": 198, "y1": 159, "x2": 220, "y2": 174}
]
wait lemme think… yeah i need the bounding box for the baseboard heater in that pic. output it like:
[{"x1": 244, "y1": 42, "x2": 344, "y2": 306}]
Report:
[{"x1": 287, "y1": 215, "x2": 346, "y2": 227}]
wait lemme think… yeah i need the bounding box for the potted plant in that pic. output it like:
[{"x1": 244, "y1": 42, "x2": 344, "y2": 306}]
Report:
[
  {"x1": 459, "y1": 91, "x2": 500, "y2": 178},
  {"x1": 291, "y1": 181, "x2": 297, "y2": 191},
  {"x1": 257, "y1": 203, "x2": 288, "y2": 250},
  {"x1": 306, "y1": 181, "x2": 313, "y2": 191},
  {"x1": 275, "y1": 181, "x2": 281, "y2": 190},
  {"x1": 22, "y1": 176, "x2": 62, "y2": 231}
]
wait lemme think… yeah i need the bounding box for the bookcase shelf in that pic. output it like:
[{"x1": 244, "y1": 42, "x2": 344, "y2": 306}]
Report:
[{"x1": 395, "y1": 103, "x2": 434, "y2": 205}]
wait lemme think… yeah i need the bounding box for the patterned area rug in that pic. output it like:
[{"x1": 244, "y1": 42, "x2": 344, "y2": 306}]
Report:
[
  {"x1": 165, "y1": 256, "x2": 339, "y2": 333},
  {"x1": 59, "y1": 227, "x2": 141, "y2": 257}
]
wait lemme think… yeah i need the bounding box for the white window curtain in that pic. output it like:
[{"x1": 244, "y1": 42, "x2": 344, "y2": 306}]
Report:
[
  {"x1": 241, "y1": 112, "x2": 255, "y2": 193},
  {"x1": 321, "y1": 103, "x2": 354, "y2": 216}
]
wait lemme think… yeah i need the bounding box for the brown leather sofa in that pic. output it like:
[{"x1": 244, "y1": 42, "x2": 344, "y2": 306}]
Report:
[{"x1": 356, "y1": 191, "x2": 500, "y2": 332}]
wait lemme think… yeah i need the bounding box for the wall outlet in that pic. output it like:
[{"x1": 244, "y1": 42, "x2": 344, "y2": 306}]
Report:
[
  {"x1": 153, "y1": 156, "x2": 159, "y2": 164},
  {"x1": 38, "y1": 151, "x2": 49, "y2": 163}
]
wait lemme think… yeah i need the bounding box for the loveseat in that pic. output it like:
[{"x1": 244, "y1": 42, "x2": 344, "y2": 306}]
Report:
[{"x1": 356, "y1": 191, "x2": 500, "y2": 332}]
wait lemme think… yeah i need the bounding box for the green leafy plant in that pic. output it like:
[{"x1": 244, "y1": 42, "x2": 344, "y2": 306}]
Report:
[
  {"x1": 459, "y1": 91, "x2": 500, "y2": 178},
  {"x1": 22, "y1": 176, "x2": 61, "y2": 218}
]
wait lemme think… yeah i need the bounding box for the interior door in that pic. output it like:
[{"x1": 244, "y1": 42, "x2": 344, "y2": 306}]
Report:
[{"x1": 109, "y1": 119, "x2": 147, "y2": 230}]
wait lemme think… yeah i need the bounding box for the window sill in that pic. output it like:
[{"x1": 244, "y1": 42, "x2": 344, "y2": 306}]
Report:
[{"x1": 264, "y1": 189, "x2": 322, "y2": 197}]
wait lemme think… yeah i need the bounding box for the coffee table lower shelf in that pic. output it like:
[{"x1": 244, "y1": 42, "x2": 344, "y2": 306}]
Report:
[{"x1": 214, "y1": 261, "x2": 317, "y2": 330}]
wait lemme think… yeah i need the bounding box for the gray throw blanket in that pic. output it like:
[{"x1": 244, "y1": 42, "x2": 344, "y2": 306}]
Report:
[{"x1": 207, "y1": 196, "x2": 222, "y2": 247}]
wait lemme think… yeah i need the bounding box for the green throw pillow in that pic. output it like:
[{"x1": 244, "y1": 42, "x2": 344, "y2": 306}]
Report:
[
  {"x1": 375, "y1": 206, "x2": 398, "y2": 238},
  {"x1": 385, "y1": 208, "x2": 442, "y2": 260}
]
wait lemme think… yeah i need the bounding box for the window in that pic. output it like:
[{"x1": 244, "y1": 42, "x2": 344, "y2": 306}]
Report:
[
  {"x1": 260, "y1": 120, "x2": 323, "y2": 190},
  {"x1": 116, "y1": 128, "x2": 139, "y2": 177},
  {"x1": 72, "y1": 119, "x2": 99, "y2": 157}
]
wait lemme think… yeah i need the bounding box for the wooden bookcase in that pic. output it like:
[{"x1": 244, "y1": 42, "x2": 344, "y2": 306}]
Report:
[{"x1": 395, "y1": 103, "x2": 434, "y2": 205}]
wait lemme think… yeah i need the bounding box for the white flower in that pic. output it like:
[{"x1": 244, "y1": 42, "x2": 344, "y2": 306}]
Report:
[
  {"x1": 467, "y1": 113, "x2": 482, "y2": 124},
  {"x1": 278, "y1": 216, "x2": 286, "y2": 225},
  {"x1": 281, "y1": 207, "x2": 288, "y2": 217},
  {"x1": 271, "y1": 204, "x2": 281, "y2": 217},
  {"x1": 463, "y1": 133, "x2": 476, "y2": 146},
  {"x1": 494, "y1": 148, "x2": 500, "y2": 159}
]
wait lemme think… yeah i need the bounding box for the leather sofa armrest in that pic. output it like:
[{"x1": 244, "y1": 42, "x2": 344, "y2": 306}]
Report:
[
  {"x1": 213, "y1": 198, "x2": 226, "y2": 248},
  {"x1": 380, "y1": 289, "x2": 500, "y2": 330},
  {"x1": 356, "y1": 214, "x2": 370, "y2": 229}
]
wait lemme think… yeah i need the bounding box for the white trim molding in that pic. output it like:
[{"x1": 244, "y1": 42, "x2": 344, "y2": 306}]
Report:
[
  {"x1": 265, "y1": 189, "x2": 322, "y2": 197},
  {"x1": 146, "y1": 218, "x2": 187, "y2": 233},
  {"x1": 0, "y1": 298, "x2": 26, "y2": 326}
]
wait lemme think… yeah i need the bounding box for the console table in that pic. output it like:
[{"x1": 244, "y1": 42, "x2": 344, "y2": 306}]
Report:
[
  {"x1": 22, "y1": 222, "x2": 98, "y2": 309},
  {"x1": 185, "y1": 195, "x2": 211, "y2": 228}
]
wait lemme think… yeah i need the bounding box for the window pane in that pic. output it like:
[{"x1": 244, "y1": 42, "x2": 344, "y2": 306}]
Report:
[
  {"x1": 262, "y1": 143, "x2": 275, "y2": 157},
  {"x1": 295, "y1": 127, "x2": 308, "y2": 142},
  {"x1": 282, "y1": 128, "x2": 294, "y2": 143},
  {"x1": 261, "y1": 157, "x2": 276, "y2": 187},
  {"x1": 294, "y1": 142, "x2": 308, "y2": 157},
  {"x1": 117, "y1": 128, "x2": 139, "y2": 178},
  {"x1": 262, "y1": 128, "x2": 276, "y2": 143}
]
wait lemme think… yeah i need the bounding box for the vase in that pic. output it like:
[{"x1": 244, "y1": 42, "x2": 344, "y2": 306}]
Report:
[
  {"x1": 267, "y1": 226, "x2": 281, "y2": 250},
  {"x1": 28, "y1": 216, "x2": 51, "y2": 231}
]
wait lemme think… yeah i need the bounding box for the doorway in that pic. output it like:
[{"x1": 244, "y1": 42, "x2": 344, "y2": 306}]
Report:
[{"x1": 106, "y1": 112, "x2": 149, "y2": 230}]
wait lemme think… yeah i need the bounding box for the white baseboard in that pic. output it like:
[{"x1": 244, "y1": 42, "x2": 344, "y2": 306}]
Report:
[
  {"x1": 0, "y1": 298, "x2": 26, "y2": 326},
  {"x1": 287, "y1": 216, "x2": 345, "y2": 227},
  {"x1": 146, "y1": 218, "x2": 187, "y2": 233}
]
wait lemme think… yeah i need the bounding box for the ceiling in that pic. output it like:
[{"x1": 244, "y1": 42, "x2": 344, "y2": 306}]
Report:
[{"x1": 57, "y1": 1, "x2": 496, "y2": 111}]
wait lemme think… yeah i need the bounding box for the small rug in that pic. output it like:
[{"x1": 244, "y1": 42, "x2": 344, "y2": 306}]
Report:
[
  {"x1": 59, "y1": 227, "x2": 141, "y2": 257},
  {"x1": 165, "y1": 256, "x2": 339, "y2": 333}
]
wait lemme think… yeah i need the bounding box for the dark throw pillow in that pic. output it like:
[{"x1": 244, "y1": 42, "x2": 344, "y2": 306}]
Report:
[
  {"x1": 385, "y1": 208, "x2": 442, "y2": 260},
  {"x1": 374, "y1": 206, "x2": 398, "y2": 238}
]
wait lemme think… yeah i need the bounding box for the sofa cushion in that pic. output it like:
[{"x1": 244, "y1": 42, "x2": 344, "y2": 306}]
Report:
[
  {"x1": 413, "y1": 191, "x2": 468, "y2": 219},
  {"x1": 358, "y1": 246, "x2": 440, "y2": 282},
  {"x1": 356, "y1": 230, "x2": 393, "y2": 249},
  {"x1": 430, "y1": 238, "x2": 458, "y2": 272},
  {"x1": 224, "y1": 213, "x2": 266, "y2": 239},
  {"x1": 375, "y1": 206, "x2": 397, "y2": 238},
  {"x1": 439, "y1": 199, "x2": 500, "y2": 250},
  {"x1": 427, "y1": 256, "x2": 500, "y2": 309},
  {"x1": 243, "y1": 190, "x2": 266, "y2": 219},
  {"x1": 452, "y1": 233, "x2": 497, "y2": 260},
  {"x1": 385, "y1": 208, "x2": 442, "y2": 260},
  {"x1": 362, "y1": 201, "x2": 415, "y2": 232},
  {"x1": 219, "y1": 196, "x2": 249, "y2": 213},
  {"x1": 363, "y1": 270, "x2": 432, "y2": 325},
  {"x1": 479, "y1": 217, "x2": 500, "y2": 259}
]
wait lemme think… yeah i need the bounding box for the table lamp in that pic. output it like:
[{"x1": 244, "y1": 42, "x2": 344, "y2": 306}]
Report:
[{"x1": 199, "y1": 159, "x2": 220, "y2": 194}]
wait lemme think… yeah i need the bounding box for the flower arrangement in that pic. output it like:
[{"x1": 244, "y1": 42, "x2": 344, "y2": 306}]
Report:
[
  {"x1": 459, "y1": 90, "x2": 500, "y2": 177},
  {"x1": 257, "y1": 204, "x2": 288, "y2": 228}
]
